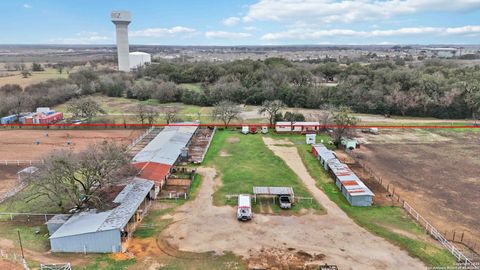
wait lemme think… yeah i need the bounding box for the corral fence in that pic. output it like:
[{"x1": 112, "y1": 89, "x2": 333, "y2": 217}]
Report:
[
  {"x1": 0, "y1": 182, "x2": 28, "y2": 204},
  {"x1": 349, "y1": 153, "x2": 479, "y2": 268},
  {"x1": 40, "y1": 264, "x2": 72, "y2": 270},
  {"x1": 0, "y1": 249, "x2": 30, "y2": 270},
  {"x1": 0, "y1": 212, "x2": 60, "y2": 223},
  {"x1": 0, "y1": 160, "x2": 44, "y2": 166},
  {"x1": 125, "y1": 126, "x2": 155, "y2": 152}
]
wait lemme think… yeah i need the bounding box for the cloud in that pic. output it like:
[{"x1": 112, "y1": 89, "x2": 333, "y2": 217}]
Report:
[
  {"x1": 261, "y1": 25, "x2": 480, "y2": 41},
  {"x1": 23, "y1": 3, "x2": 32, "y2": 8},
  {"x1": 130, "y1": 26, "x2": 197, "y2": 38},
  {"x1": 48, "y1": 31, "x2": 111, "y2": 44},
  {"x1": 223, "y1": 17, "x2": 241, "y2": 26},
  {"x1": 244, "y1": 0, "x2": 480, "y2": 23},
  {"x1": 205, "y1": 31, "x2": 252, "y2": 39},
  {"x1": 244, "y1": 26, "x2": 257, "y2": 31}
]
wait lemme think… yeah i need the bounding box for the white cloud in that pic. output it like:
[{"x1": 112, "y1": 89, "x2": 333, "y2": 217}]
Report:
[
  {"x1": 261, "y1": 25, "x2": 480, "y2": 41},
  {"x1": 205, "y1": 31, "x2": 252, "y2": 39},
  {"x1": 130, "y1": 26, "x2": 197, "y2": 38},
  {"x1": 23, "y1": 3, "x2": 32, "y2": 8},
  {"x1": 48, "y1": 31, "x2": 111, "y2": 44},
  {"x1": 244, "y1": 0, "x2": 480, "y2": 23},
  {"x1": 244, "y1": 26, "x2": 257, "y2": 31},
  {"x1": 223, "y1": 17, "x2": 241, "y2": 26}
]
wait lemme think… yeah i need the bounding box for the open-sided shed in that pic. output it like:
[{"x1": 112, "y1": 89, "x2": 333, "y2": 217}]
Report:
[{"x1": 253, "y1": 186, "x2": 295, "y2": 203}]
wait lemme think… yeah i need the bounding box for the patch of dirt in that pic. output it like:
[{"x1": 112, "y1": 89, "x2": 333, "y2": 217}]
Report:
[
  {"x1": 226, "y1": 137, "x2": 240, "y2": 143},
  {"x1": 0, "y1": 165, "x2": 21, "y2": 198},
  {"x1": 247, "y1": 248, "x2": 326, "y2": 270},
  {"x1": 0, "y1": 129, "x2": 143, "y2": 160},
  {"x1": 355, "y1": 131, "x2": 480, "y2": 247},
  {"x1": 0, "y1": 260, "x2": 22, "y2": 270},
  {"x1": 219, "y1": 150, "x2": 231, "y2": 157},
  {"x1": 161, "y1": 157, "x2": 425, "y2": 270}
]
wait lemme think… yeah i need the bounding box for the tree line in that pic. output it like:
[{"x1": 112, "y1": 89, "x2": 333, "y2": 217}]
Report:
[{"x1": 1, "y1": 57, "x2": 479, "y2": 120}]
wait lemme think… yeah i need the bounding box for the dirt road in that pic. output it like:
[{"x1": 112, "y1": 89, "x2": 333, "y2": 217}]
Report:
[{"x1": 162, "y1": 140, "x2": 426, "y2": 269}]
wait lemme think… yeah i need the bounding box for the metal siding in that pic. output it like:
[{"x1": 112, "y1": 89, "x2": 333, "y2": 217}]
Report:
[{"x1": 50, "y1": 229, "x2": 121, "y2": 253}]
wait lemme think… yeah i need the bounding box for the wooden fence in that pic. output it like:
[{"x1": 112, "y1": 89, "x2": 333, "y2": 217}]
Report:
[{"x1": 350, "y1": 153, "x2": 478, "y2": 268}]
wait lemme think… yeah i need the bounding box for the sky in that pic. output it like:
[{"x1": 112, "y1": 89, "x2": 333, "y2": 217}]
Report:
[{"x1": 1, "y1": 0, "x2": 480, "y2": 45}]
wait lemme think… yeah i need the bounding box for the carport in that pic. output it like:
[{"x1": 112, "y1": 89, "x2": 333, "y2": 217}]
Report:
[{"x1": 252, "y1": 186, "x2": 295, "y2": 203}]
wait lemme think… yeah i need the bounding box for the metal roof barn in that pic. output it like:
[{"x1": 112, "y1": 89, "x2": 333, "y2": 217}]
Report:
[
  {"x1": 132, "y1": 125, "x2": 198, "y2": 166},
  {"x1": 49, "y1": 178, "x2": 154, "y2": 253}
]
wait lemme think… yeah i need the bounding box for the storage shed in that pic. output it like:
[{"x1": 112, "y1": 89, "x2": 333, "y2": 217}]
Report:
[
  {"x1": 341, "y1": 137, "x2": 358, "y2": 150},
  {"x1": 306, "y1": 134, "x2": 316, "y2": 144},
  {"x1": 49, "y1": 178, "x2": 154, "y2": 253},
  {"x1": 275, "y1": 122, "x2": 292, "y2": 132},
  {"x1": 312, "y1": 144, "x2": 336, "y2": 170},
  {"x1": 292, "y1": 122, "x2": 320, "y2": 133},
  {"x1": 340, "y1": 180, "x2": 374, "y2": 207}
]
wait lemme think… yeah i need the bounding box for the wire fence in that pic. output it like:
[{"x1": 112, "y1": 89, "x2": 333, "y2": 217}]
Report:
[
  {"x1": 0, "y1": 249, "x2": 29, "y2": 269},
  {"x1": 349, "y1": 153, "x2": 479, "y2": 268}
]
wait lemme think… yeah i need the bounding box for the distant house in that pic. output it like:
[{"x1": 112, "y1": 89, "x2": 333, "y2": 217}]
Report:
[{"x1": 48, "y1": 178, "x2": 155, "y2": 253}]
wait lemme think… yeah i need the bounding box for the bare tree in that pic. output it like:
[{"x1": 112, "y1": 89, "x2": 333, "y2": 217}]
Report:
[
  {"x1": 136, "y1": 103, "x2": 147, "y2": 124},
  {"x1": 162, "y1": 106, "x2": 179, "y2": 124},
  {"x1": 316, "y1": 104, "x2": 335, "y2": 131},
  {"x1": 28, "y1": 142, "x2": 134, "y2": 211},
  {"x1": 259, "y1": 100, "x2": 286, "y2": 126},
  {"x1": 331, "y1": 106, "x2": 358, "y2": 147},
  {"x1": 146, "y1": 107, "x2": 159, "y2": 125},
  {"x1": 67, "y1": 97, "x2": 106, "y2": 119},
  {"x1": 21, "y1": 70, "x2": 31, "y2": 78},
  {"x1": 212, "y1": 100, "x2": 241, "y2": 128}
]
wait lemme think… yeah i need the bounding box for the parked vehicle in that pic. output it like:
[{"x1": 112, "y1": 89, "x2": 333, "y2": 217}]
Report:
[
  {"x1": 241, "y1": 126, "x2": 249, "y2": 135},
  {"x1": 250, "y1": 126, "x2": 257, "y2": 134},
  {"x1": 278, "y1": 195, "x2": 292, "y2": 209},
  {"x1": 237, "y1": 194, "x2": 252, "y2": 221}
]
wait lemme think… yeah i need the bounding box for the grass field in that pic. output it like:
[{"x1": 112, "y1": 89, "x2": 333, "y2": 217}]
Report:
[
  {"x1": 203, "y1": 129, "x2": 323, "y2": 214},
  {"x1": 283, "y1": 133, "x2": 456, "y2": 267},
  {"x1": 0, "y1": 68, "x2": 68, "y2": 88}
]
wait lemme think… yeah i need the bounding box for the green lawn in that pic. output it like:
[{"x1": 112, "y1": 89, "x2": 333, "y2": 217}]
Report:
[
  {"x1": 288, "y1": 136, "x2": 456, "y2": 267},
  {"x1": 203, "y1": 129, "x2": 323, "y2": 214}
]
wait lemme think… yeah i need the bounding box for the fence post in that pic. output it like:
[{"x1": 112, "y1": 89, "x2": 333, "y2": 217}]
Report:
[{"x1": 460, "y1": 231, "x2": 464, "y2": 242}]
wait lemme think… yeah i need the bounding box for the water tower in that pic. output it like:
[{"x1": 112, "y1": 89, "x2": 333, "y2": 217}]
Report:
[{"x1": 111, "y1": 11, "x2": 131, "y2": 72}]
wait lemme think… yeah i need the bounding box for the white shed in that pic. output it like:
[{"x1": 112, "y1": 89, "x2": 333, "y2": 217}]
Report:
[{"x1": 129, "y1": 52, "x2": 151, "y2": 70}]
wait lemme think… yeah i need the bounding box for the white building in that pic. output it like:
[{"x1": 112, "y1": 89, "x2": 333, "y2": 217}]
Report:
[{"x1": 129, "y1": 52, "x2": 151, "y2": 70}]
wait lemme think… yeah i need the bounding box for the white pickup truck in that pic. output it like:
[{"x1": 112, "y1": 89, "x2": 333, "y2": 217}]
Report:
[{"x1": 237, "y1": 194, "x2": 252, "y2": 221}]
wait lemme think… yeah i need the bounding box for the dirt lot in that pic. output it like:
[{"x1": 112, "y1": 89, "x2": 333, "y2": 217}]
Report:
[
  {"x1": 0, "y1": 129, "x2": 143, "y2": 160},
  {"x1": 355, "y1": 129, "x2": 480, "y2": 245},
  {"x1": 0, "y1": 166, "x2": 19, "y2": 197},
  {"x1": 161, "y1": 139, "x2": 426, "y2": 269}
]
